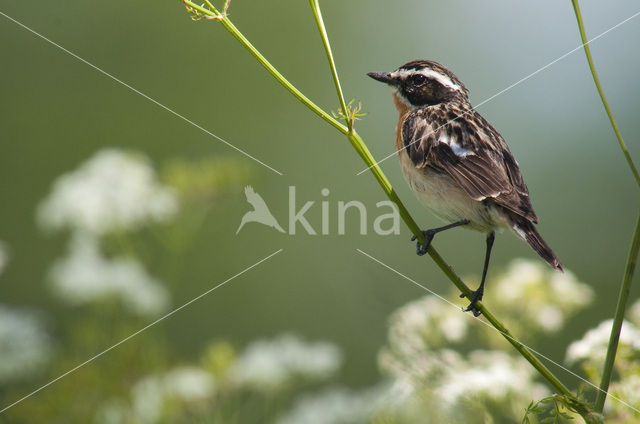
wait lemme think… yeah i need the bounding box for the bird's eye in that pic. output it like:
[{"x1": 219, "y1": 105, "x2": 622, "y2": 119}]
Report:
[{"x1": 410, "y1": 74, "x2": 427, "y2": 86}]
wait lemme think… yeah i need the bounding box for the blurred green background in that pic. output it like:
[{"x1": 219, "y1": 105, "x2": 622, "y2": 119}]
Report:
[{"x1": 1, "y1": 0, "x2": 639, "y2": 421}]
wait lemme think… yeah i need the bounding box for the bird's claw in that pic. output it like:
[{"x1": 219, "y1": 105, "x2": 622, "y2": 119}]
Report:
[
  {"x1": 461, "y1": 289, "x2": 484, "y2": 317},
  {"x1": 411, "y1": 230, "x2": 435, "y2": 256}
]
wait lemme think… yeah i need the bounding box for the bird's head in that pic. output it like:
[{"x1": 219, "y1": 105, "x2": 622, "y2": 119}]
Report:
[{"x1": 368, "y1": 60, "x2": 468, "y2": 108}]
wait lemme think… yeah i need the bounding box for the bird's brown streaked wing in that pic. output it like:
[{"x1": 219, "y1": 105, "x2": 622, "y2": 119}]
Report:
[
  {"x1": 472, "y1": 112, "x2": 532, "y2": 206},
  {"x1": 402, "y1": 109, "x2": 538, "y2": 222}
]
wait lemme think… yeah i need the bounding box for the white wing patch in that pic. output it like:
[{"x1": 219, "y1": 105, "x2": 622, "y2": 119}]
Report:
[
  {"x1": 439, "y1": 134, "x2": 473, "y2": 157},
  {"x1": 513, "y1": 225, "x2": 527, "y2": 240}
]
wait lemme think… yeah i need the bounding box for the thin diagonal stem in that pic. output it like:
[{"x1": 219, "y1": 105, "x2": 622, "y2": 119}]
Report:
[
  {"x1": 595, "y1": 211, "x2": 640, "y2": 412},
  {"x1": 309, "y1": 0, "x2": 351, "y2": 132},
  {"x1": 571, "y1": 0, "x2": 640, "y2": 188},
  {"x1": 571, "y1": 0, "x2": 640, "y2": 414},
  {"x1": 185, "y1": 0, "x2": 348, "y2": 135}
]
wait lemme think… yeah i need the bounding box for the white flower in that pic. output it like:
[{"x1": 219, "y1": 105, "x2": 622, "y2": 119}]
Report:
[
  {"x1": 566, "y1": 319, "x2": 640, "y2": 365},
  {"x1": 0, "y1": 241, "x2": 8, "y2": 275},
  {"x1": 0, "y1": 304, "x2": 51, "y2": 382},
  {"x1": 606, "y1": 374, "x2": 640, "y2": 416},
  {"x1": 277, "y1": 385, "x2": 386, "y2": 424},
  {"x1": 131, "y1": 375, "x2": 164, "y2": 424},
  {"x1": 38, "y1": 149, "x2": 178, "y2": 235},
  {"x1": 49, "y1": 233, "x2": 169, "y2": 316},
  {"x1": 439, "y1": 313, "x2": 468, "y2": 342},
  {"x1": 437, "y1": 350, "x2": 548, "y2": 406},
  {"x1": 229, "y1": 334, "x2": 342, "y2": 391},
  {"x1": 387, "y1": 295, "x2": 469, "y2": 354},
  {"x1": 535, "y1": 305, "x2": 564, "y2": 332},
  {"x1": 549, "y1": 271, "x2": 594, "y2": 306},
  {"x1": 163, "y1": 367, "x2": 215, "y2": 400},
  {"x1": 492, "y1": 259, "x2": 594, "y2": 332},
  {"x1": 380, "y1": 295, "x2": 470, "y2": 386},
  {"x1": 131, "y1": 367, "x2": 215, "y2": 424},
  {"x1": 497, "y1": 259, "x2": 546, "y2": 302},
  {"x1": 95, "y1": 399, "x2": 130, "y2": 424},
  {"x1": 379, "y1": 378, "x2": 415, "y2": 408}
]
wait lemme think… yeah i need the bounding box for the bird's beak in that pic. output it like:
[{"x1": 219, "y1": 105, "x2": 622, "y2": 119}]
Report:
[{"x1": 367, "y1": 72, "x2": 397, "y2": 86}]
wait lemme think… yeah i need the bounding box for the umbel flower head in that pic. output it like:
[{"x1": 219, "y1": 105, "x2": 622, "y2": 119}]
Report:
[
  {"x1": 486, "y1": 259, "x2": 594, "y2": 333},
  {"x1": 38, "y1": 149, "x2": 178, "y2": 235},
  {"x1": 97, "y1": 366, "x2": 215, "y2": 424},
  {"x1": 0, "y1": 304, "x2": 51, "y2": 382},
  {"x1": 228, "y1": 334, "x2": 342, "y2": 391},
  {"x1": 49, "y1": 233, "x2": 170, "y2": 317},
  {"x1": 566, "y1": 319, "x2": 640, "y2": 366}
]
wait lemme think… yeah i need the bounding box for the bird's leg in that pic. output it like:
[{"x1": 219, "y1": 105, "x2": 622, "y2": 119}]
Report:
[
  {"x1": 411, "y1": 219, "x2": 470, "y2": 256},
  {"x1": 461, "y1": 231, "x2": 495, "y2": 317}
]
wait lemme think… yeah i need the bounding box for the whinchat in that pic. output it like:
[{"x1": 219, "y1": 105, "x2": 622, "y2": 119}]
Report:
[{"x1": 368, "y1": 60, "x2": 562, "y2": 315}]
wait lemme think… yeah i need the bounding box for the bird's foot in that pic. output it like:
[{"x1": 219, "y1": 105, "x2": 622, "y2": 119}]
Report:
[
  {"x1": 460, "y1": 288, "x2": 484, "y2": 317},
  {"x1": 411, "y1": 230, "x2": 436, "y2": 256}
]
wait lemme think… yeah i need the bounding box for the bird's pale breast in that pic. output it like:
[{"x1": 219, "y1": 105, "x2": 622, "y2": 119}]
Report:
[{"x1": 394, "y1": 113, "x2": 506, "y2": 233}]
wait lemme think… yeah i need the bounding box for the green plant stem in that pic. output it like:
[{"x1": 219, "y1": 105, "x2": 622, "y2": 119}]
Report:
[
  {"x1": 571, "y1": 1, "x2": 640, "y2": 414},
  {"x1": 594, "y1": 211, "x2": 640, "y2": 412},
  {"x1": 571, "y1": 0, "x2": 640, "y2": 189},
  {"x1": 308, "y1": 0, "x2": 351, "y2": 132},
  {"x1": 185, "y1": 0, "x2": 348, "y2": 136},
  {"x1": 181, "y1": 1, "x2": 591, "y2": 414}
]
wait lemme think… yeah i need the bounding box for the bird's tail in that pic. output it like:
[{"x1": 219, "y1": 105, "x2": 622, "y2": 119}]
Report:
[{"x1": 512, "y1": 219, "x2": 563, "y2": 271}]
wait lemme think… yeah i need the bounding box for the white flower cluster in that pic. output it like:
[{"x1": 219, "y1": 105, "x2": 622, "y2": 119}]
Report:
[
  {"x1": 97, "y1": 366, "x2": 215, "y2": 424},
  {"x1": 379, "y1": 288, "x2": 551, "y2": 421},
  {"x1": 277, "y1": 385, "x2": 386, "y2": 424},
  {"x1": 379, "y1": 294, "x2": 471, "y2": 389},
  {"x1": 38, "y1": 149, "x2": 178, "y2": 317},
  {"x1": 38, "y1": 149, "x2": 178, "y2": 235},
  {"x1": 565, "y1": 319, "x2": 640, "y2": 365},
  {"x1": 436, "y1": 350, "x2": 548, "y2": 406},
  {"x1": 606, "y1": 374, "x2": 640, "y2": 419},
  {"x1": 491, "y1": 259, "x2": 594, "y2": 332},
  {"x1": 49, "y1": 234, "x2": 169, "y2": 317},
  {"x1": 131, "y1": 367, "x2": 215, "y2": 423},
  {"x1": 96, "y1": 334, "x2": 344, "y2": 423},
  {"x1": 229, "y1": 334, "x2": 342, "y2": 391},
  {"x1": 387, "y1": 295, "x2": 469, "y2": 353},
  {"x1": 380, "y1": 346, "x2": 547, "y2": 412},
  {"x1": 0, "y1": 304, "x2": 51, "y2": 382}
]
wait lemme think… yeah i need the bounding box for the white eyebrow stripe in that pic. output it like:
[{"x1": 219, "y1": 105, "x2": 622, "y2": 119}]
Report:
[{"x1": 392, "y1": 68, "x2": 460, "y2": 90}]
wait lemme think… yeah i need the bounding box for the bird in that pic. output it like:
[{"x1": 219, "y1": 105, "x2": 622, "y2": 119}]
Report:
[
  {"x1": 236, "y1": 185, "x2": 285, "y2": 234},
  {"x1": 368, "y1": 60, "x2": 562, "y2": 315}
]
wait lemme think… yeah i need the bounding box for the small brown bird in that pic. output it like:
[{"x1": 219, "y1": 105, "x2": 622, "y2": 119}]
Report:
[{"x1": 368, "y1": 60, "x2": 562, "y2": 315}]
